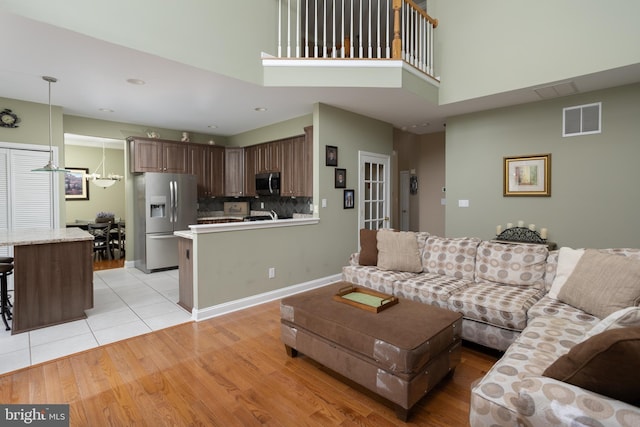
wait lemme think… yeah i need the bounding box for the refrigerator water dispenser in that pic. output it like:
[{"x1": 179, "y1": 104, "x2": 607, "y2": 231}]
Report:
[{"x1": 150, "y1": 201, "x2": 166, "y2": 218}]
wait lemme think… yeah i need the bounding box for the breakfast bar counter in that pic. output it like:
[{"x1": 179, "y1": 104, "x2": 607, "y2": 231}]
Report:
[{"x1": 0, "y1": 228, "x2": 94, "y2": 334}]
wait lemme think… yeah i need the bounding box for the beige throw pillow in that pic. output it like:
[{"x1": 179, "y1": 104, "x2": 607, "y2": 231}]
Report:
[
  {"x1": 557, "y1": 249, "x2": 640, "y2": 319},
  {"x1": 376, "y1": 230, "x2": 422, "y2": 273},
  {"x1": 548, "y1": 247, "x2": 584, "y2": 299}
]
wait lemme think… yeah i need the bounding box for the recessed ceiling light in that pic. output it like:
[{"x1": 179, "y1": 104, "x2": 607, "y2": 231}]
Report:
[
  {"x1": 126, "y1": 78, "x2": 146, "y2": 85},
  {"x1": 99, "y1": 108, "x2": 114, "y2": 113},
  {"x1": 254, "y1": 107, "x2": 267, "y2": 112}
]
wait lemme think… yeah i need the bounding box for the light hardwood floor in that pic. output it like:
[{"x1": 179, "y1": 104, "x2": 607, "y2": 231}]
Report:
[{"x1": 0, "y1": 299, "x2": 500, "y2": 426}]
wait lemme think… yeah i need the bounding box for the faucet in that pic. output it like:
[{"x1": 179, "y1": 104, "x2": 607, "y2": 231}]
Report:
[{"x1": 269, "y1": 210, "x2": 278, "y2": 220}]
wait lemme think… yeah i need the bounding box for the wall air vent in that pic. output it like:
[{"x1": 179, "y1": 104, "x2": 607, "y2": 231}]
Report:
[
  {"x1": 535, "y1": 81, "x2": 578, "y2": 99},
  {"x1": 563, "y1": 102, "x2": 601, "y2": 137}
]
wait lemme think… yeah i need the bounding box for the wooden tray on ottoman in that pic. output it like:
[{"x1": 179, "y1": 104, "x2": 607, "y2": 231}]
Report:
[{"x1": 333, "y1": 284, "x2": 398, "y2": 313}]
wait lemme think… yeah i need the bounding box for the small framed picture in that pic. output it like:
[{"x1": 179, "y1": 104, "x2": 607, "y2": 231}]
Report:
[
  {"x1": 326, "y1": 145, "x2": 338, "y2": 166},
  {"x1": 335, "y1": 168, "x2": 346, "y2": 188},
  {"x1": 65, "y1": 167, "x2": 90, "y2": 200},
  {"x1": 344, "y1": 189, "x2": 355, "y2": 209},
  {"x1": 503, "y1": 154, "x2": 551, "y2": 196}
]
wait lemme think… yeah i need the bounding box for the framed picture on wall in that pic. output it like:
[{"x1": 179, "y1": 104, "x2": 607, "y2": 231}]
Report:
[
  {"x1": 335, "y1": 168, "x2": 346, "y2": 188},
  {"x1": 326, "y1": 145, "x2": 338, "y2": 166},
  {"x1": 65, "y1": 167, "x2": 90, "y2": 200},
  {"x1": 503, "y1": 154, "x2": 551, "y2": 196},
  {"x1": 344, "y1": 189, "x2": 355, "y2": 209}
]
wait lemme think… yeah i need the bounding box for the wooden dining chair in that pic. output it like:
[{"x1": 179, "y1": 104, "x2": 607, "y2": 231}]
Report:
[{"x1": 87, "y1": 222, "x2": 113, "y2": 260}]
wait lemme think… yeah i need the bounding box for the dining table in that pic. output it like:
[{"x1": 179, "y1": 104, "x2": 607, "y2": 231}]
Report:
[{"x1": 67, "y1": 219, "x2": 126, "y2": 259}]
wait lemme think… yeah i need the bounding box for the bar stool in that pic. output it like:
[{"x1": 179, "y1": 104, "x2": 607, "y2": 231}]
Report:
[
  {"x1": 0, "y1": 257, "x2": 13, "y2": 307},
  {"x1": 0, "y1": 259, "x2": 13, "y2": 331}
]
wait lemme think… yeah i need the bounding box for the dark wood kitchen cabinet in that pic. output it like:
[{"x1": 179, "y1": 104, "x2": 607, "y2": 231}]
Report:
[
  {"x1": 280, "y1": 132, "x2": 312, "y2": 197},
  {"x1": 208, "y1": 145, "x2": 225, "y2": 196},
  {"x1": 257, "y1": 141, "x2": 281, "y2": 173},
  {"x1": 129, "y1": 137, "x2": 188, "y2": 173},
  {"x1": 244, "y1": 145, "x2": 258, "y2": 196},
  {"x1": 241, "y1": 128, "x2": 313, "y2": 198},
  {"x1": 188, "y1": 144, "x2": 225, "y2": 198},
  {"x1": 224, "y1": 147, "x2": 245, "y2": 197}
]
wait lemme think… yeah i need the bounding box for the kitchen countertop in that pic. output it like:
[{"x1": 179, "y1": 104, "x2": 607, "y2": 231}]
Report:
[
  {"x1": 175, "y1": 216, "x2": 319, "y2": 239},
  {"x1": 0, "y1": 227, "x2": 93, "y2": 246}
]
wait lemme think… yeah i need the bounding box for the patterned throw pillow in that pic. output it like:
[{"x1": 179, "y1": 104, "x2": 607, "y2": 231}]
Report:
[
  {"x1": 421, "y1": 236, "x2": 480, "y2": 280},
  {"x1": 376, "y1": 229, "x2": 422, "y2": 273},
  {"x1": 474, "y1": 241, "x2": 548, "y2": 286}
]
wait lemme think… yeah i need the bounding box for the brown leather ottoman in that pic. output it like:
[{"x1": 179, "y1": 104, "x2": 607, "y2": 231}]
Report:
[{"x1": 280, "y1": 282, "x2": 462, "y2": 421}]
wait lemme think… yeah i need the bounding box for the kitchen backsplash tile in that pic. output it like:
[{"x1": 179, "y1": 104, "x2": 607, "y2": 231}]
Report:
[{"x1": 198, "y1": 196, "x2": 312, "y2": 219}]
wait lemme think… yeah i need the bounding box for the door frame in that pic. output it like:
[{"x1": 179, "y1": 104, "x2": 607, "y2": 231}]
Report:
[{"x1": 358, "y1": 151, "x2": 391, "y2": 231}]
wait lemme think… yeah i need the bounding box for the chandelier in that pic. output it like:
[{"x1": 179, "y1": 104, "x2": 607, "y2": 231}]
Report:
[{"x1": 85, "y1": 141, "x2": 123, "y2": 188}]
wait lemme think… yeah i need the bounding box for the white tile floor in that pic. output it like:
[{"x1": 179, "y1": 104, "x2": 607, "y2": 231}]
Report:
[{"x1": 0, "y1": 267, "x2": 192, "y2": 375}]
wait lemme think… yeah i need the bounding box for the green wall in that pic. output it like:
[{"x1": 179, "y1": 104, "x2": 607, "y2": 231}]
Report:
[
  {"x1": 0, "y1": 96, "x2": 66, "y2": 225},
  {"x1": 227, "y1": 114, "x2": 312, "y2": 147},
  {"x1": 64, "y1": 144, "x2": 126, "y2": 222},
  {"x1": 194, "y1": 104, "x2": 393, "y2": 308},
  {"x1": 432, "y1": 0, "x2": 640, "y2": 105},
  {"x1": 445, "y1": 83, "x2": 640, "y2": 248}
]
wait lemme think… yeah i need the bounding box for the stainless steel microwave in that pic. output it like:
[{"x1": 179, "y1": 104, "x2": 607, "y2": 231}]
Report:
[{"x1": 255, "y1": 172, "x2": 280, "y2": 196}]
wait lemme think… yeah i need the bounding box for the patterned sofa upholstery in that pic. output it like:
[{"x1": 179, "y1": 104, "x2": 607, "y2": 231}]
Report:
[
  {"x1": 341, "y1": 232, "x2": 640, "y2": 426},
  {"x1": 343, "y1": 233, "x2": 550, "y2": 351}
]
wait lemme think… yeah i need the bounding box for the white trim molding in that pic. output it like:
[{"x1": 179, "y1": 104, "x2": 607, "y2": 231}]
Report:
[{"x1": 192, "y1": 274, "x2": 342, "y2": 321}]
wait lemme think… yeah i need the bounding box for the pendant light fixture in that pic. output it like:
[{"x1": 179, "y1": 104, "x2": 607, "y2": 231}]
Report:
[
  {"x1": 32, "y1": 76, "x2": 70, "y2": 172},
  {"x1": 85, "y1": 141, "x2": 123, "y2": 188}
]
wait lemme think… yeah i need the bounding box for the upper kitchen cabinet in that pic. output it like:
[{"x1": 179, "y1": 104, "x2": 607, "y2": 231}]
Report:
[
  {"x1": 258, "y1": 141, "x2": 282, "y2": 174},
  {"x1": 188, "y1": 144, "x2": 225, "y2": 198},
  {"x1": 244, "y1": 145, "x2": 257, "y2": 196},
  {"x1": 208, "y1": 146, "x2": 225, "y2": 197},
  {"x1": 224, "y1": 147, "x2": 245, "y2": 197},
  {"x1": 280, "y1": 129, "x2": 312, "y2": 197},
  {"x1": 129, "y1": 137, "x2": 188, "y2": 173}
]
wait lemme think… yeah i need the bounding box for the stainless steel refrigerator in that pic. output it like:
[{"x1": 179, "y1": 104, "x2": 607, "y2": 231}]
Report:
[{"x1": 134, "y1": 173, "x2": 197, "y2": 273}]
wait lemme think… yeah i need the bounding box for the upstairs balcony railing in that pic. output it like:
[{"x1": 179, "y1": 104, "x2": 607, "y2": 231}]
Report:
[{"x1": 276, "y1": 0, "x2": 438, "y2": 79}]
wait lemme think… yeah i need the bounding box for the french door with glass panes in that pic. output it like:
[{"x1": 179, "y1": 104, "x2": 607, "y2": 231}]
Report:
[{"x1": 359, "y1": 151, "x2": 390, "y2": 230}]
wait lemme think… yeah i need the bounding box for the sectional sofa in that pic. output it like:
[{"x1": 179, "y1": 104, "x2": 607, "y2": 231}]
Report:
[{"x1": 341, "y1": 229, "x2": 640, "y2": 426}]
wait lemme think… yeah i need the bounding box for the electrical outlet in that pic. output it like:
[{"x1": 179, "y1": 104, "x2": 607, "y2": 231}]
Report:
[
  {"x1": 260, "y1": 202, "x2": 264, "y2": 209},
  {"x1": 268, "y1": 267, "x2": 275, "y2": 279}
]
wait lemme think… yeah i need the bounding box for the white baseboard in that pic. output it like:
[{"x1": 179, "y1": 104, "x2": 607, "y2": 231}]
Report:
[{"x1": 192, "y1": 274, "x2": 342, "y2": 321}]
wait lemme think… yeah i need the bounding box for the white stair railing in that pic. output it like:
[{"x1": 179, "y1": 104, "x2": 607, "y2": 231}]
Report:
[{"x1": 276, "y1": 0, "x2": 438, "y2": 78}]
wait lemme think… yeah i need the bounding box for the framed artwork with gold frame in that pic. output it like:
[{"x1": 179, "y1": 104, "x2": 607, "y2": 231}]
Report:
[{"x1": 503, "y1": 154, "x2": 551, "y2": 197}]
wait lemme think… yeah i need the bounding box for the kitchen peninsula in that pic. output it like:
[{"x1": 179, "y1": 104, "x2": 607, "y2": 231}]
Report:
[
  {"x1": 0, "y1": 228, "x2": 93, "y2": 334},
  {"x1": 174, "y1": 216, "x2": 319, "y2": 314}
]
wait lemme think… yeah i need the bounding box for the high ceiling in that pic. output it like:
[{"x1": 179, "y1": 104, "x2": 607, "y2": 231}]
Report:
[{"x1": 1, "y1": 11, "x2": 639, "y2": 139}]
